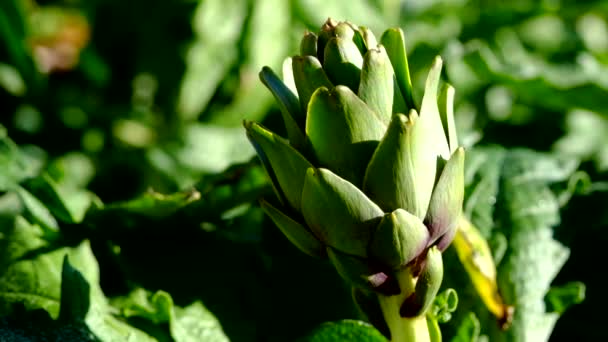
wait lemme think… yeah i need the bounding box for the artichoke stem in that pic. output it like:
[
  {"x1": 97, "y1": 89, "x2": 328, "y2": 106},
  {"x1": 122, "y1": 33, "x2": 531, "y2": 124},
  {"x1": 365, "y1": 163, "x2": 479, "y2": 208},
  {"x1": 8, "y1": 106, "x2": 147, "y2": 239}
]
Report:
[{"x1": 377, "y1": 269, "x2": 432, "y2": 342}]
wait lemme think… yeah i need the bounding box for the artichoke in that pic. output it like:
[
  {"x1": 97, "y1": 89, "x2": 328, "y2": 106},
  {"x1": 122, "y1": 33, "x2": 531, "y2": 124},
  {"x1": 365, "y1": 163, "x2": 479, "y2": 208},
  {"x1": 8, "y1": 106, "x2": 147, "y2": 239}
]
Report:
[{"x1": 244, "y1": 18, "x2": 464, "y2": 342}]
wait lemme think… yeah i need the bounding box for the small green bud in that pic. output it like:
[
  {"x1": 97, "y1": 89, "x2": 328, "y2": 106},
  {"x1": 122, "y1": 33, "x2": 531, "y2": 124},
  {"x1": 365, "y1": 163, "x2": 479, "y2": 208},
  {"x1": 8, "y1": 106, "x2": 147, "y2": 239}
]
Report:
[
  {"x1": 369, "y1": 209, "x2": 430, "y2": 269},
  {"x1": 400, "y1": 247, "x2": 444, "y2": 317}
]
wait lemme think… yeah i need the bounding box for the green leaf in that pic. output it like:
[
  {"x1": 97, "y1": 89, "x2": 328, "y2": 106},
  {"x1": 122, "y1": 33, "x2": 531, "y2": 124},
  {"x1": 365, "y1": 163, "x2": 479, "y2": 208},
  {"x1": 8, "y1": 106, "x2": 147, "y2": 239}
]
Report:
[
  {"x1": 447, "y1": 146, "x2": 583, "y2": 341},
  {"x1": 59, "y1": 256, "x2": 90, "y2": 323},
  {"x1": 0, "y1": 131, "x2": 42, "y2": 191},
  {"x1": 554, "y1": 109, "x2": 608, "y2": 171},
  {"x1": 298, "y1": 319, "x2": 388, "y2": 342},
  {"x1": 306, "y1": 86, "x2": 386, "y2": 186},
  {"x1": 15, "y1": 186, "x2": 59, "y2": 232},
  {"x1": 358, "y1": 46, "x2": 394, "y2": 125},
  {"x1": 0, "y1": 215, "x2": 156, "y2": 341},
  {"x1": 177, "y1": 0, "x2": 246, "y2": 120},
  {"x1": 24, "y1": 173, "x2": 98, "y2": 224},
  {"x1": 461, "y1": 39, "x2": 608, "y2": 115},
  {"x1": 363, "y1": 112, "x2": 436, "y2": 218},
  {"x1": 260, "y1": 199, "x2": 325, "y2": 258},
  {"x1": 245, "y1": 121, "x2": 313, "y2": 211},
  {"x1": 301, "y1": 168, "x2": 383, "y2": 257},
  {"x1": 112, "y1": 288, "x2": 229, "y2": 342},
  {"x1": 174, "y1": 123, "x2": 256, "y2": 174},
  {"x1": 100, "y1": 189, "x2": 200, "y2": 219},
  {"x1": 544, "y1": 282, "x2": 586, "y2": 315}
]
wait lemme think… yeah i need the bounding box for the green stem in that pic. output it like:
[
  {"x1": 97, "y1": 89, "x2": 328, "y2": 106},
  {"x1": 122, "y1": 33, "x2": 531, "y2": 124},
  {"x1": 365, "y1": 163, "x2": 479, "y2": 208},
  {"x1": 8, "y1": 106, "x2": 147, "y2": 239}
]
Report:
[{"x1": 377, "y1": 269, "x2": 431, "y2": 342}]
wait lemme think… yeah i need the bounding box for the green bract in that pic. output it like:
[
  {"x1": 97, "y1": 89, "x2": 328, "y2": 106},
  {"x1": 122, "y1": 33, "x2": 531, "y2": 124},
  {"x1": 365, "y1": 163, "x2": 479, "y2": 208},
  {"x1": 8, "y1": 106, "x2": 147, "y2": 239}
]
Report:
[{"x1": 245, "y1": 18, "x2": 464, "y2": 341}]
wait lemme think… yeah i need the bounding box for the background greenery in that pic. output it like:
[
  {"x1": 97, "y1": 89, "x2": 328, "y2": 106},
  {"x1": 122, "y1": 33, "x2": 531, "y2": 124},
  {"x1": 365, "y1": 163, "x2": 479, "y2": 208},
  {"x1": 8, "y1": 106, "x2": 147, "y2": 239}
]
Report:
[{"x1": 0, "y1": 0, "x2": 606, "y2": 340}]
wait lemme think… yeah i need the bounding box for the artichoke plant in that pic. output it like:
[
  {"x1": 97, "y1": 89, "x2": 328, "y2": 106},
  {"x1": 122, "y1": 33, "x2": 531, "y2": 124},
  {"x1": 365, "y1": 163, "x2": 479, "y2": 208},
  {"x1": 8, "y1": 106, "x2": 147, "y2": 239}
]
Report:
[{"x1": 244, "y1": 18, "x2": 464, "y2": 342}]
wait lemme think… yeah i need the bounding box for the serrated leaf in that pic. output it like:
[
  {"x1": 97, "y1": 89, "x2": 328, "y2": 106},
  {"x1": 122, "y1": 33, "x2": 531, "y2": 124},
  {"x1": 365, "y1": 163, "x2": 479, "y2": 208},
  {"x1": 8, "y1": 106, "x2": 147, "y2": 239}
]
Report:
[{"x1": 446, "y1": 146, "x2": 583, "y2": 341}]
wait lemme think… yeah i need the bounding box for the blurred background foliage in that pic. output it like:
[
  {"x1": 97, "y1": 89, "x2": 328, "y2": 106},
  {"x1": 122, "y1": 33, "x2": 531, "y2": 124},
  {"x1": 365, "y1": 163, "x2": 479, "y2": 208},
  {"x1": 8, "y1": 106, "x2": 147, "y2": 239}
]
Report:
[{"x1": 1, "y1": 0, "x2": 607, "y2": 341}]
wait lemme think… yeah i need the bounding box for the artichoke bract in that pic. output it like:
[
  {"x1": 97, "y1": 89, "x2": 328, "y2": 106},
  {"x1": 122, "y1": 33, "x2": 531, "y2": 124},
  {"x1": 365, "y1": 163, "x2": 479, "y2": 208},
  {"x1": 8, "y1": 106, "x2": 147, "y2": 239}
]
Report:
[{"x1": 244, "y1": 18, "x2": 464, "y2": 342}]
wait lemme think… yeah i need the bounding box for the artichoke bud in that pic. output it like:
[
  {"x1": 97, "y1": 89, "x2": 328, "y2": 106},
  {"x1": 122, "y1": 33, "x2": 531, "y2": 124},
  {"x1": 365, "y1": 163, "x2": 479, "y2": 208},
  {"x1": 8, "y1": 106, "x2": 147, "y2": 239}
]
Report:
[
  {"x1": 244, "y1": 121, "x2": 313, "y2": 211},
  {"x1": 363, "y1": 111, "x2": 436, "y2": 219},
  {"x1": 260, "y1": 199, "x2": 325, "y2": 258},
  {"x1": 425, "y1": 147, "x2": 465, "y2": 246},
  {"x1": 400, "y1": 247, "x2": 443, "y2": 318},
  {"x1": 300, "y1": 31, "x2": 318, "y2": 57},
  {"x1": 328, "y1": 247, "x2": 399, "y2": 295},
  {"x1": 370, "y1": 209, "x2": 430, "y2": 270},
  {"x1": 292, "y1": 56, "x2": 333, "y2": 117},
  {"x1": 306, "y1": 85, "x2": 385, "y2": 186},
  {"x1": 323, "y1": 37, "x2": 363, "y2": 91},
  {"x1": 301, "y1": 168, "x2": 383, "y2": 257}
]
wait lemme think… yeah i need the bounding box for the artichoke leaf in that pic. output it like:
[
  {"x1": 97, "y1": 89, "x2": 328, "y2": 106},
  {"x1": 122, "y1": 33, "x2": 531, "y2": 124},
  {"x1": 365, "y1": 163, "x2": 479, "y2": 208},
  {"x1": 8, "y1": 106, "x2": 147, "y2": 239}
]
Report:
[
  {"x1": 292, "y1": 56, "x2": 333, "y2": 116},
  {"x1": 380, "y1": 28, "x2": 415, "y2": 111},
  {"x1": 425, "y1": 147, "x2": 465, "y2": 245},
  {"x1": 438, "y1": 83, "x2": 458, "y2": 154},
  {"x1": 418, "y1": 56, "x2": 450, "y2": 160},
  {"x1": 306, "y1": 86, "x2": 386, "y2": 186},
  {"x1": 244, "y1": 121, "x2": 313, "y2": 211},
  {"x1": 301, "y1": 168, "x2": 383, "y2": 257},
  {"x1": 323, "y1": 37, "x2": 364, "y2": 92},
  {"x1": 359, "y1": 45, "x2": 394, "y2": 125},
  {"x1": 260, "y1": 199, "x2": 325, "y2": 258},
  {"x1": 259, "y1": 67, "x2": 307, "y2": 148},
  {"x1": 363, "y1": 111, "x2": 437, "y2": 219}
]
